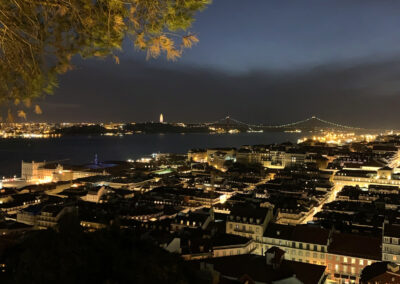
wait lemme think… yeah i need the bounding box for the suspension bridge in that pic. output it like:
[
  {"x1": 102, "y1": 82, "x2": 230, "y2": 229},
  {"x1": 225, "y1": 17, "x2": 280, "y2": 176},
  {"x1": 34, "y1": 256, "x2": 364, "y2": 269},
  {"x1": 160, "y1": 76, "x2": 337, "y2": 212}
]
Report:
[{"x1": 205, "y1": 115, "x2": 362, "y2": 131}]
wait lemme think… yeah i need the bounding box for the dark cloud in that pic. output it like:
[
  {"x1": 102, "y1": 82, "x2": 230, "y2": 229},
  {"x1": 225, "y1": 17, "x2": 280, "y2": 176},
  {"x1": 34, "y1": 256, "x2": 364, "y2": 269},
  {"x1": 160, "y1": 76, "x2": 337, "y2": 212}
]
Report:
[{"x1": 35, "y1": 56, "x2": 400, "y2": 129}]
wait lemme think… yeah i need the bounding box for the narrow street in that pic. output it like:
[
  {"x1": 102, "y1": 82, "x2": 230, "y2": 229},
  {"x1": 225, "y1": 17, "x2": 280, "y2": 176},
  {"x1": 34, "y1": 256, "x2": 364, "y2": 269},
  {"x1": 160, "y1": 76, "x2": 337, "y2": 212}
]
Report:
[{"x1": 301, "y1": 183, "x2": 343, "y2": 224}]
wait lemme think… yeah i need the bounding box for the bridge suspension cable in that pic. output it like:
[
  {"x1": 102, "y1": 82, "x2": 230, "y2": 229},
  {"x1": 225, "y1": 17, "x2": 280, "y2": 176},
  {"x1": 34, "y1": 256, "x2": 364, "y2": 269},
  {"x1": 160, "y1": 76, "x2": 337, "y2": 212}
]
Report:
[
  {"x1": 312, "y1": 116, "x2": 361, "y2": 130},
  {"x1": 205, "y1": 115, "x2": 362, "y2": 130}
]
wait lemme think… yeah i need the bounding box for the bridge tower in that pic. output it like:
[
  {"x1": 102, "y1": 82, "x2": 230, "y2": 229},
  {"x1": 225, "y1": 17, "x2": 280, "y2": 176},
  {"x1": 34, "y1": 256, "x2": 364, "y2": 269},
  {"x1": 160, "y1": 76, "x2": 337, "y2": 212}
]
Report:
[{"x1": 225, "y1": 115, "x2": 231, "y2": 130}]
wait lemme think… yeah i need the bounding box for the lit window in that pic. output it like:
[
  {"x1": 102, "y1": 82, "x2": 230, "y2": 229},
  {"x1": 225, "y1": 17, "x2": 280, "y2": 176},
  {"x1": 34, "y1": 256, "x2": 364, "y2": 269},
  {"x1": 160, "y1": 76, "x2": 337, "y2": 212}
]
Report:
[
  {"x1": 351, "y1": 258, "x2": 355, "y2": 264},
  {"x1": 344, "y1": 257, "x2": 348, "y2": 263},
  {"x1": 359, "y1": 259, "x2": 364, "y2": 265},
  {"x1": 335, "y1": 264, "x2": 339, "y2": 272}
]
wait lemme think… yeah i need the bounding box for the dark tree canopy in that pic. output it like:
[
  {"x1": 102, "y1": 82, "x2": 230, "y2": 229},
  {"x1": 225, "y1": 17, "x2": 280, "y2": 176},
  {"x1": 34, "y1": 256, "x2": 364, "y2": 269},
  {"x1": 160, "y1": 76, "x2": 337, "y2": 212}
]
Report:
[
  {"x1": 0, "y1": 215, "x2": 199, "y2": 284},
  {"x1": 0, "y1": 0, "x2": 210, "y2": 120}
]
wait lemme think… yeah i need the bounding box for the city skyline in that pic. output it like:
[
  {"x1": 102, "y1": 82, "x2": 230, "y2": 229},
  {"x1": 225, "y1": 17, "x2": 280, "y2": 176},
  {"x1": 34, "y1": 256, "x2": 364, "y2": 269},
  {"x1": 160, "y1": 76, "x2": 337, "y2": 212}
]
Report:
[{"x1": 0, "y1": 114, "x2": 382, "y2": 130}]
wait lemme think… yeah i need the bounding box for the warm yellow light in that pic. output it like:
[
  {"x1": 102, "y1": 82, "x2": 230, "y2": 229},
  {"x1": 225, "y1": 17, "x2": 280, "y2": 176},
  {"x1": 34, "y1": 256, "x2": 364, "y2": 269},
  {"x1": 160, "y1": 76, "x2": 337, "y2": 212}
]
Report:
[{"x1": 220, "y1": 194, "x2": 227, "y2": 204}]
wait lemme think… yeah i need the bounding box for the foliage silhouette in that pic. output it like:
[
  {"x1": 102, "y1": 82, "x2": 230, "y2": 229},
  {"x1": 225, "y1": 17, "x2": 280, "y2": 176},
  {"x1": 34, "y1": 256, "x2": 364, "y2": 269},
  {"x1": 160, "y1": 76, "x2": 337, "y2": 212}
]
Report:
[
  {"x1": 1, "y1": 213, "x2": 198, "y2": 284},
  {"x1": 0, "y1": 0, "x2": 210, "y2": 120}
]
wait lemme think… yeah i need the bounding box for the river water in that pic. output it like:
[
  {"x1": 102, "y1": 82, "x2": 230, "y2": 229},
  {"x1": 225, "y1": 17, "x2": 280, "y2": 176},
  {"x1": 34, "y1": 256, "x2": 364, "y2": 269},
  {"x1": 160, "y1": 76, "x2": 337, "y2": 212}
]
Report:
[{"x1": 0, "y1": 132, "x2": 301, "y2": 177}]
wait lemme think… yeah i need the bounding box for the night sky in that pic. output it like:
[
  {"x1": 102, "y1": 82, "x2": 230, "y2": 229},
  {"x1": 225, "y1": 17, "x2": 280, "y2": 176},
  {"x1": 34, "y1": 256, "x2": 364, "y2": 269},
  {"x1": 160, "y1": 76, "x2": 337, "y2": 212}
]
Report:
[{"x1": 38, "y1": 0, "x2": 400, "y2": 128}]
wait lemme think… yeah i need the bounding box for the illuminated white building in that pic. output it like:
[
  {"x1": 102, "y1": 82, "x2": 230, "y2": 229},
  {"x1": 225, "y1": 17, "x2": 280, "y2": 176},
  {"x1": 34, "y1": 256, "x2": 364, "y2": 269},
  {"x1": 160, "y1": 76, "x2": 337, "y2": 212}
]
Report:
[
  {"x1": 160, "y1": 113, "x2": 164, "y2": 123},
  {"x1": 21, "y1": 161, "x2": 100, "y2": 183},
  {"x1": 21, "y1": 161, "x2": 47, "y2": 181}
]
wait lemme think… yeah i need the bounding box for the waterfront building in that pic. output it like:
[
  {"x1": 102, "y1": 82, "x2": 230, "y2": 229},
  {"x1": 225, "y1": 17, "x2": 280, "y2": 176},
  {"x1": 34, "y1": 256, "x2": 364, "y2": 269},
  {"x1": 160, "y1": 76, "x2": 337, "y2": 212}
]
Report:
[
  {"x1": 21, "y1": 161, "x2": 48, "y2": 181},
  {"x1": 21, "y1": 161, "x2": 103, "y2": 183}
]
